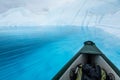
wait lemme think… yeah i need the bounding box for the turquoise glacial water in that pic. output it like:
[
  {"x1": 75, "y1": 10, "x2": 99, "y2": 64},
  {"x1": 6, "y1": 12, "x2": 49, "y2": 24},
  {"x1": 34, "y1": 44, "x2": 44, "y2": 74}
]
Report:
[{"x1": 0, "y1": 26, "x2": 120, "y2": 80}]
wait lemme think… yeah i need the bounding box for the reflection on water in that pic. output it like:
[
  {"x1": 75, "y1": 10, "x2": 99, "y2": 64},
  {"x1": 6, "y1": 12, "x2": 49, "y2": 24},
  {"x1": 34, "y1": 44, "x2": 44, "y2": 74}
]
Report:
[{"x1": 0, "y1": 26, "x2": 120, "y2": 80}]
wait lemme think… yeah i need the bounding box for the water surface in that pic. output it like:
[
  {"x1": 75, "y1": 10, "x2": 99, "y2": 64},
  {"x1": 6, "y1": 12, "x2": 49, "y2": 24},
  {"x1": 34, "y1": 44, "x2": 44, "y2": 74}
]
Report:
[{"x1": 0, "y1": 26, "x2": 120, "y2": 80}]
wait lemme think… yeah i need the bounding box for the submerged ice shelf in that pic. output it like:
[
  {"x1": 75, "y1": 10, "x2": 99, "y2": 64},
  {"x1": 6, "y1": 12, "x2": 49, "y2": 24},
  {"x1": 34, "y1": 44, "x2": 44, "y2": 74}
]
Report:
[{"x1": 0, "y1": 26, "x2": 120, "y2": 80}]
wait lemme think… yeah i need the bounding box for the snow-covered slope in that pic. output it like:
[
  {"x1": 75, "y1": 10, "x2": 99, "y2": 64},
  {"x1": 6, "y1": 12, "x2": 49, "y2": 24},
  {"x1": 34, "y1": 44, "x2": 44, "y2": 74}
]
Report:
[{"x1": 0, "y1": 0, "x2": 120, "y2": 27}]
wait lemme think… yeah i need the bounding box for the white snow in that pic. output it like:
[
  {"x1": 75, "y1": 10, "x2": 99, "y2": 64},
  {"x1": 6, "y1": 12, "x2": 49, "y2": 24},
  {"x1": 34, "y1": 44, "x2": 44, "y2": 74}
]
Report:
[{"x1": 0, "y1": 0, "x2": 119, "y2": 26}]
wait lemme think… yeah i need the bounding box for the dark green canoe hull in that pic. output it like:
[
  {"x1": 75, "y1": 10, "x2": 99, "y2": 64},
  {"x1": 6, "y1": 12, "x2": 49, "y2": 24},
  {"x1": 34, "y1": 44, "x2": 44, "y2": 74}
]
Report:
[{"x1": 52, "y1": 41, "x2": 120, "y2": 80}]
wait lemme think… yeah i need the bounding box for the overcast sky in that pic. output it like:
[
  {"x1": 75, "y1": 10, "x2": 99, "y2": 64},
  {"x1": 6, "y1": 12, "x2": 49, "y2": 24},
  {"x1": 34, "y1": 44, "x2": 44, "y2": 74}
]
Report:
[{"x1": 0, "y1": 0, "x2": 120, "y2": 26}]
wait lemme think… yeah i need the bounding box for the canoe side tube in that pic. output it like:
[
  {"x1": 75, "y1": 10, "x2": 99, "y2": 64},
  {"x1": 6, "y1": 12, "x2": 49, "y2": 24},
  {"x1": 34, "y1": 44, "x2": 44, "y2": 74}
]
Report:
[{"x1": 52, "y1": 51, "x2": 82, "y2": 80}]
